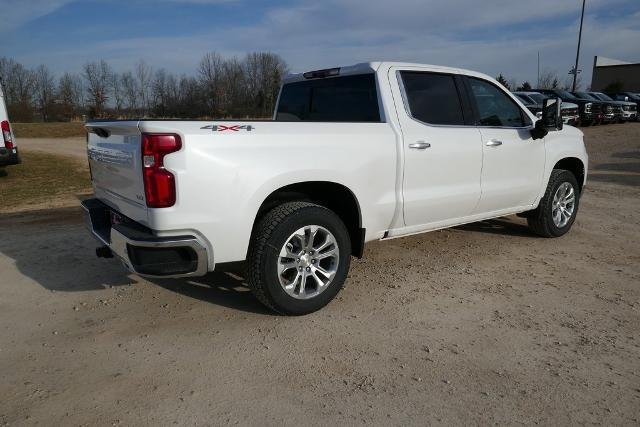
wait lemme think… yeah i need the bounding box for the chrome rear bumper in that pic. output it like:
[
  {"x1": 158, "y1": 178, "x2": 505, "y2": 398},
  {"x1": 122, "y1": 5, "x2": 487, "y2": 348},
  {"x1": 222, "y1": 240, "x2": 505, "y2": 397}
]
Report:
[{"x1": 81, "y1": 198, "x2": 208, "y2": 278}]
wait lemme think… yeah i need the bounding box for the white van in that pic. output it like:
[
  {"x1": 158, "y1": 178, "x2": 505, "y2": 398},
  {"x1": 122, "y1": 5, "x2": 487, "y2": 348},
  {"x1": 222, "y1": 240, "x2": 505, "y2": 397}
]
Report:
[{"x1": 0, "y1": 83, "x2": 20, "y2": 167}]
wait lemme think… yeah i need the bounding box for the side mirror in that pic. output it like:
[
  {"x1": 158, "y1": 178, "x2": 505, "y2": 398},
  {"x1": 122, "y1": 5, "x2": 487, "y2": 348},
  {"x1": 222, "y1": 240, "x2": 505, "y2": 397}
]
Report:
[
  {"x1": 531, "y1": 97, "x2": 563, "y2": 140},
  {"x1": 542, "y1": 97, "x2": 563, "y2": 130}
]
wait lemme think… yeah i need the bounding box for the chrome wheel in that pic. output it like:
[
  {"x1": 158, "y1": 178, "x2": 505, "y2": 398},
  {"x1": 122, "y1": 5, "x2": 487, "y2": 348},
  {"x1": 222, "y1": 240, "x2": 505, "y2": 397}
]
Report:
[
  {"x1": 552, "y1": 182, "x2": 576, "y2": 228},
  {"x1": 277, "y1": 225, "x2": 340, "y2": 300}
]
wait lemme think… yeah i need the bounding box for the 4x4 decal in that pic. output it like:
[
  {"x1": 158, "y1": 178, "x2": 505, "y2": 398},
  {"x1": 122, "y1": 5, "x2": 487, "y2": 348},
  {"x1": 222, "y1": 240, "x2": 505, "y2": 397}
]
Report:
[{"x1": 201, "y1": 124, "x2": 254, "y2": 132}]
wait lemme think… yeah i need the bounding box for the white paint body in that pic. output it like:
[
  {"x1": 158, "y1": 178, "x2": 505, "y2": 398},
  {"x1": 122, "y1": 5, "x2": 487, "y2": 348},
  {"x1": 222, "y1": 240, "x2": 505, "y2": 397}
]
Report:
[{"x1": 86, "y1": 62, "x2": 588, "y2": 271}]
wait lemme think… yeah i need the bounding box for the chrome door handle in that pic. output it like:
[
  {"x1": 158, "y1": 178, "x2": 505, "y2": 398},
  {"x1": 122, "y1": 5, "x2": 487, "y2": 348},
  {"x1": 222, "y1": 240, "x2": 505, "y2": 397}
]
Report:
[
  {"x1": 409, "y1": 141, "x2": 431, "y2": 150},
  {"x1": 486, "y1": 139, "x2": 503, "y2": 147}
]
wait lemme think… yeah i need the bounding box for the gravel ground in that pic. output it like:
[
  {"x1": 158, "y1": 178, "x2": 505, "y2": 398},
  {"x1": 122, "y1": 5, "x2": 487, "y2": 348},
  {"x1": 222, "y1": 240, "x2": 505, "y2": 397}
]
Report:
[
  {"x1": 16, "y1": 137, "x2": 87, "y2": 160},
  {"x1": 1, "y1": 124, "x2": 639, "y2": 425}
]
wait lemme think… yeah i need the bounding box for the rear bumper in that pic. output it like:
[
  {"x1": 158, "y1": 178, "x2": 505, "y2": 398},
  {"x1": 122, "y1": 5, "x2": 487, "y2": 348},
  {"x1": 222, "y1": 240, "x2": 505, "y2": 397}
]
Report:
[
  {"x1": 0, "y1": 147, "x2": 20, "y2": 166},
  {"x1": 81, "y1": 198, "x2": 208, "y2": 278}
]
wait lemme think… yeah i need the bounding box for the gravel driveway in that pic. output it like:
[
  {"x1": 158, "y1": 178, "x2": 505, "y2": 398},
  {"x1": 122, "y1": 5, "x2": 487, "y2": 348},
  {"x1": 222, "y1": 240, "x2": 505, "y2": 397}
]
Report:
[{"x1": 1, "y1": 124, "x2": 639, "y2": 425}]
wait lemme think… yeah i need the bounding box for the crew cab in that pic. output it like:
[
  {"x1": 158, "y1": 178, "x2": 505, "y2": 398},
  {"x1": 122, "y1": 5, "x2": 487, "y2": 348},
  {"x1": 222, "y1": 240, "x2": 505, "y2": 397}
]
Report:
[
  {"x1": 82, "y1": 62, "x2": 588, "y2": 314},
  {"x1": 0, "y1": 84, "x2": 19, "y2": 167}
]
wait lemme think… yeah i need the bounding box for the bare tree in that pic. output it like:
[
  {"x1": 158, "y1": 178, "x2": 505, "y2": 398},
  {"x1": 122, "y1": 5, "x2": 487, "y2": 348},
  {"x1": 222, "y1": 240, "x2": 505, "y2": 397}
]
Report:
[
  {"x1": 220, "y1": 57, "x2": 245, "y2": 116},
  {"x1": 57, "y1": 73, "x2": 84, "y2": 120},
  {"x1": 198, "y1": 52, "x2": 224, "y2": 116},
  {"x1": 244, "y1": 52, "x2": 288, "y2": 117},
  {"x1": 83, "y1": 60, "x2": 112, "y2": 118},
  {"x1": 562, "y1": 74, "x2": 582, "y2": 91},
  {"x1": 151, "y1": 68, "x2": 169, "y2": 116},
  {"x1": 110, "y1": 72, "x2": 124, "y2": 115},
  {"x1": 538, "y1": 70, "x2": 560, "y2": 89},
  {"x1": 0, "y1": 58, "x2": 36, "y2": 121},
  {"x1": 136, "y1": 60, "x2": 152, "y2": 116},
  {"x1": 34, "y1": 64, "x2": 56, "y2": 121},
  {"x1": 121, "y1": 71, "x2": 138, "y2": 115},
  {"x1": 0, "y1": 52, "x2": 289, "y2": 121}
]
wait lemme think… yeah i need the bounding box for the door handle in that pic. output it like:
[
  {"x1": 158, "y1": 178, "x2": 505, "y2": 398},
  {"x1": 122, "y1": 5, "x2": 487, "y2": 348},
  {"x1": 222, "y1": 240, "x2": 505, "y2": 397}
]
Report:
[
  {"x1": 409, "y1": 141, "x2": 431, "y2": 150},
  {"x1": 486, "y1": 139, "x2": 503, "y2": 147}
]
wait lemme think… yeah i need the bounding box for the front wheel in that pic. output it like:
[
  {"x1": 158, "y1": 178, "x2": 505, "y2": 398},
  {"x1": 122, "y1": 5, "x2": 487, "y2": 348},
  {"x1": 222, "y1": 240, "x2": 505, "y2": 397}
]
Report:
[
  {"x1": 247, "y1": 202, "x2": 351, "y2": 315},
  {"x1": 527, "y1": 169, "x2": 580, "y2": 237}
]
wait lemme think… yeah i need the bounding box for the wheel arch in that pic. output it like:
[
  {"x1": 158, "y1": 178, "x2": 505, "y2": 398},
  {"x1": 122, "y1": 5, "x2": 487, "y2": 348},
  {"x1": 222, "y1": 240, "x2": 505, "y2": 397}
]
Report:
[
  {"x1": 251, "y1": 181, "x2": 365, "y2": 258},
  {"x1": 553, "y1": 157, "x2": 586, "y2": 192}
]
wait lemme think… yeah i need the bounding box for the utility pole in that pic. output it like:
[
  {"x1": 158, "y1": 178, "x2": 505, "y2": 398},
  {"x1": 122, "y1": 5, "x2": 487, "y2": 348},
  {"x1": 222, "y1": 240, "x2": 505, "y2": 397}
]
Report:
[
  {"x1": 537, "y1": 51, "x2": 540, "y2": 87},
  {"x1": 572, "y1": 0, "x2": 586, "y2": 92}
]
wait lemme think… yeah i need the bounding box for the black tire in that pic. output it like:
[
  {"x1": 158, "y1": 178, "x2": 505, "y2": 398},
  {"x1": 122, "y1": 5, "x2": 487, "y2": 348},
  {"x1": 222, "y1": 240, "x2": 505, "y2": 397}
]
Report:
[
  {"x1": 247, "y1": 202, "x2": 351, "y2": 315},
  {"x1": 527, "y1": 169, "x2": 580, "y2": 238}
]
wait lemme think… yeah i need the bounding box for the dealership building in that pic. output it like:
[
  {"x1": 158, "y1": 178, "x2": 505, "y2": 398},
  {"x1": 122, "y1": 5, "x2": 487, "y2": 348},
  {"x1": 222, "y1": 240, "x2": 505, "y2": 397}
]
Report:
[{"x1": 591, "y1": 56, "x2": 640, "y2": 92}]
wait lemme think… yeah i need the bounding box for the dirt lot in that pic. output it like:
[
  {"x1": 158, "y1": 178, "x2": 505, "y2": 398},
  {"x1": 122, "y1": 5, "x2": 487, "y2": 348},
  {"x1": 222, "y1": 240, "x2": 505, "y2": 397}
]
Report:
[
  {"x1": 1, "y1": 124, "x2": 639, "y2": 425},
  {"x1": 11, "y1": 122, "x2": 86, "y2": 139}
]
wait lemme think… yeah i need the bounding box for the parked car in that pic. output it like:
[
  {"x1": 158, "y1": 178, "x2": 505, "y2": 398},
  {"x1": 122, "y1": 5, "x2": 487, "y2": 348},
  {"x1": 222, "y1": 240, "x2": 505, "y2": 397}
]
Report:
[
  {"x1": 588, "y1": 92, "x2": 637, "y2": 122},
  {"x1": 515, "y1": 91, "x2": 580, "y2": 125},
  {"x1": 573, "y1": 91, "x2": 619, "y2": 124},
  {"x1": 82, "y1": 62, "x2": 588, "y2": 314},
  {"x1": 512, "y1": 92, "x2": 542, "y2": 116},
  {"x1": 0, "y1": 83, "x2": 20, "y2": 168},
  {"x1": 605, "y1": 92, "x2": 640, "y2": 120},
  {"x1": 536, "y1": 88, "x2": 603, "y2": 126}
]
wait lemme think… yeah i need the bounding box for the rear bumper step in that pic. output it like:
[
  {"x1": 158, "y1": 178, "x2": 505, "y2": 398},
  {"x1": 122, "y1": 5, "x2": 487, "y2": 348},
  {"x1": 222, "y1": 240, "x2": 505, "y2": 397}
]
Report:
[{"x1": 81, "y1": 198, "x2": 208, "y2": 278}]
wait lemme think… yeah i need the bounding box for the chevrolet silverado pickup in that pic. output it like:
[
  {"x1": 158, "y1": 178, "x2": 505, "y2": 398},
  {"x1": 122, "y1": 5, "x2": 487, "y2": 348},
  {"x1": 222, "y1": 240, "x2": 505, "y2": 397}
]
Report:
[{"x1": 82, "y1": 62, "x2": 588, "y2": 314}]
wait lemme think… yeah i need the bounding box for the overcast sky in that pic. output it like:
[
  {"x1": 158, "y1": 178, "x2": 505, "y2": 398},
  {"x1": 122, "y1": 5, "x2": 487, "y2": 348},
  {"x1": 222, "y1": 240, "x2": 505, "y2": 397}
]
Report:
[{"x1": 2, "y1": 0, "x2": 640, "y2": 87}]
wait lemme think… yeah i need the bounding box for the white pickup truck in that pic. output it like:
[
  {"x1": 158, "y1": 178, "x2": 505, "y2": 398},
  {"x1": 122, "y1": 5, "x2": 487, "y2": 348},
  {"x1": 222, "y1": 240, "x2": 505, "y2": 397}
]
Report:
[{"x1": 83, "y1": 62, "x2": 588, "y2": 314}]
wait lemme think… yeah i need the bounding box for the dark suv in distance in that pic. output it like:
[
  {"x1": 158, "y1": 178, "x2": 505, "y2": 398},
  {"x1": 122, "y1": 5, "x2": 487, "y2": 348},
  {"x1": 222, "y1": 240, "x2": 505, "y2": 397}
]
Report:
[
  {"x1": 588, "y1": 92, "x2": 637, "y2": 122},
  {"x1": 573, "y1": 91, "x2": 620, "y2": 124},
  {"x1": 535, "y1": 88, "x2": 604, "y2": 126}
]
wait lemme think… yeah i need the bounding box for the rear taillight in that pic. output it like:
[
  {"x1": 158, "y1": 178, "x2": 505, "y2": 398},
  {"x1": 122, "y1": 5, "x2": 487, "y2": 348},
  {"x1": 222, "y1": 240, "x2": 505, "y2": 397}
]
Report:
[
  {"x1": 1, "y1": 120, "x2": 14, "y2": 149},
  {"x1": 141, "y1": 133, "x2": 182, "y2": 208}
]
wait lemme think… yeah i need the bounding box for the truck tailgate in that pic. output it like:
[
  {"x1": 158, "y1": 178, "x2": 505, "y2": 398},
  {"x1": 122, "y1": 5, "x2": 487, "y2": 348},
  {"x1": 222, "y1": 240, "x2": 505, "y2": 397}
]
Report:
[{"x1": 86, "y1": 121, "x2": 148, "y2": 224}]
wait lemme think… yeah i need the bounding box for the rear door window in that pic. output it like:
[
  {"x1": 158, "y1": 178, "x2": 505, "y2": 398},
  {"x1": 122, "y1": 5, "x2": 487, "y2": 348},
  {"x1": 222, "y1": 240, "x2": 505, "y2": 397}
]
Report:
[{"x1": 400, "y1": 71, "x2": 465, "y2": 125}]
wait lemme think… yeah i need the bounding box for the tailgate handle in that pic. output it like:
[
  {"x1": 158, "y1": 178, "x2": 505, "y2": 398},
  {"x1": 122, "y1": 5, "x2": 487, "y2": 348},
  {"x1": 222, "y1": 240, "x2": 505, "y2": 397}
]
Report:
[{"x1": 91, "y1": 128, "x2": 110, "y2": 138}]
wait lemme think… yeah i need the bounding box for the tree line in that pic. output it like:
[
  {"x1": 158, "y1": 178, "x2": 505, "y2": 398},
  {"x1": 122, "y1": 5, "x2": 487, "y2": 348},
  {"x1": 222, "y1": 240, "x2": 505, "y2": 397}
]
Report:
[
  {"x1": 495, "y1": 70, "x2": 583, "y2": 92},
  {"x1": 0, "y1": 52, "x2": 288, "y2": 122}
]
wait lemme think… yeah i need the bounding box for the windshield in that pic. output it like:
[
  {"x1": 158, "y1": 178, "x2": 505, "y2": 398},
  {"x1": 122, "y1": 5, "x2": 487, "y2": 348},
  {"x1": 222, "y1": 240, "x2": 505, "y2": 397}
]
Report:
[
  {"x1": 515, "y1": 94, "x2": 534, "y2": 104},
  {"x1": 593, "y1": 92, "x2": 613, "y2": 101},
  {"x1": 574, "y1": 92, "x2": 598, "y2": 100},
  {"x1": 554, "y1": 89, "x2": 578, "y2": 100},
  {"x1": 528, "y1": 93, "x2": 545, "y2": 104}
]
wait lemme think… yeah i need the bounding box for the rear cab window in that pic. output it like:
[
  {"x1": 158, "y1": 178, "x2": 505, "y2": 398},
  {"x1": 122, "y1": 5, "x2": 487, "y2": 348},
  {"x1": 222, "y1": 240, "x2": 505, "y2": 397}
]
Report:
[{"x1": 276, "y1": 74, "x2": 381, "y2": 122}]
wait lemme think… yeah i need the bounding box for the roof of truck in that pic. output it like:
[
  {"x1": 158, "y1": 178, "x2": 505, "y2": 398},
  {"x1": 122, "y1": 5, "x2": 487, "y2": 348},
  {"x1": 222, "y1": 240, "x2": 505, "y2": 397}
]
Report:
[{"x1": 284, "y1": 61, "x2": 494, "y2": 84}]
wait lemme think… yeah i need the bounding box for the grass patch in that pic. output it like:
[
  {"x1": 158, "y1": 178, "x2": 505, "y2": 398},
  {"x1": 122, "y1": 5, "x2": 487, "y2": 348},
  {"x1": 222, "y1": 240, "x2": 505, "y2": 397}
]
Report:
[
  {"x1": 12, "y1": 122, "x2": 87, "y2": 138},
  {"x1": 0, "y1": 151, "x2": 91, "y2": 211}
]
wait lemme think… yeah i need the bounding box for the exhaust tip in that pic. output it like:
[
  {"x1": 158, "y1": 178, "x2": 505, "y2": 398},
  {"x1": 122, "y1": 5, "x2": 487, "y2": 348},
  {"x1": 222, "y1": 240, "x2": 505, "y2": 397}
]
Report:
[{"x1": 96, "y1": 246, "x2": 114, "y2": 259}]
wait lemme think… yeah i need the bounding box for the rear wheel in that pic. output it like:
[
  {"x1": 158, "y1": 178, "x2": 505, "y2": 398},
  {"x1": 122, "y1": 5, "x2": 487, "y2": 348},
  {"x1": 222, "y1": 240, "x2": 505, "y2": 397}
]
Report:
[
  {"x1": 527, "y1": 169, "x2": 580, "y2": 237},
  {"x1": 247, "y1": 202, "x2": 351, "y2": 315}
]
